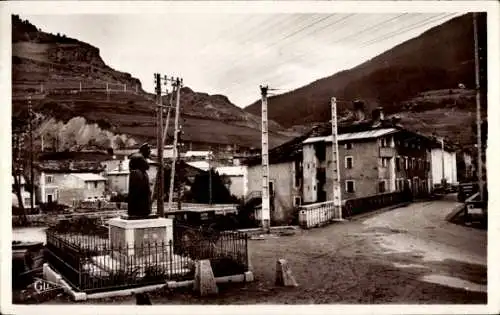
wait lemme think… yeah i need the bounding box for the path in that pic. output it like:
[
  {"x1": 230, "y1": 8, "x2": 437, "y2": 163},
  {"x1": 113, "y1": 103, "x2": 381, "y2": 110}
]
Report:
[{"x1": 45, "y1": 196, "x2": 487, "y2": 304}]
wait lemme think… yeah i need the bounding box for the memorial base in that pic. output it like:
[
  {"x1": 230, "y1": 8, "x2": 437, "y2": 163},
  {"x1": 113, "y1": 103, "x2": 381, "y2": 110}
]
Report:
[{"x1": 108, "y1": 217, "x2": 173, "y2": 262}]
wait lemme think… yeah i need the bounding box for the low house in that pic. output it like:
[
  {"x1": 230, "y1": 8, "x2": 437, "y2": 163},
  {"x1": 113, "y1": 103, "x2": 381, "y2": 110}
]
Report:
[
  {"x1": 429, "y1": 141, "x2": 458, "y2": 189},
  {"x1": 243, "y1": 135, "x2": 306, "y2": 226},
  {"x1": 107, "y1": 157, "x2": 130, "y2": 195},
  {"x1": 35, "y1": 160, "x2": 106, "y2": 206},
  {"x1": 215, "y1": 166, "x2": 247, "y2": 199},
  {"x1": 106, "y1": 156, "x2": 159, "y2": 196},
  {"x1": 11, "y1": 175, "x2": 33, "y2": 208}
]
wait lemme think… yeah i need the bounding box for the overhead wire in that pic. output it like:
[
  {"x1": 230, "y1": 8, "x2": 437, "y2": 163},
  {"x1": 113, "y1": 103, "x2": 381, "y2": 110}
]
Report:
[
  {"x1": 202, "y1": 14, "x2": 332, "y2": 76},
  {"x1": 209, "y1": 14, "x2": 353, "y2": 79},
  {"x1": 226, "y1": 13, "x2": 433, "y2": 87},
  {"x1": 226, "y1": 13, "x2": 462, "y2": 101},
  {"x1": 223, "y1": 13, "x2": 410, "y2": 88}
]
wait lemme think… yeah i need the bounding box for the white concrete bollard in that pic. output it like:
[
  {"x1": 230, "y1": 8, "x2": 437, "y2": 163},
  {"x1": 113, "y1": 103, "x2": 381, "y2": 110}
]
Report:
[
  {"x1": 275, "y1": 259, "x2": 298, "y2": 287},
  {"x1": 193, "y1": 260, "x2": 218, "y2": 296}
]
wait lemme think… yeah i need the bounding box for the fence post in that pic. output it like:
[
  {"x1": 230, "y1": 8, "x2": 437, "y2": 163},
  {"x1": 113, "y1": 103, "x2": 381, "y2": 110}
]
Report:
[
  {"x1": 245, "y1": 234, "x2": 249, "y2": 270},
  {"x1": 169, "y1": 240, "x2": 173, "y2": 279}
]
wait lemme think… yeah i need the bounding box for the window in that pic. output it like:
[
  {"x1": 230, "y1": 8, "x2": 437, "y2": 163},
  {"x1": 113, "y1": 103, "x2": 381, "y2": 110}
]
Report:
[
  {"x1": 294, "y1": 160, "x2": 301, "y2": 188},
  {"x1": 94, "y1": 182, "x2": 98, "y2": 189},
  {"x1": 380, "y1": 138, "x2": 388, "y2": 147},
  {"x1": 294, "y1": 196, "x2": 301, "y2": 207},
  {"x1": 345, "y1": 180, "x2": 355, "y2": 193},
  {"x1": 378, "y1": 180, "x2": 387, "y2": 193},
  {"x1": 412, "y1": 158, "x2": 416, "y2": 169},
  {"x1": 269, "y1": 181, "x2": 275, "y2": 196},
  {"x1": 46, "y1": 175, "x2": 53, "y2": 184},
  {"x1": 381, "y1": 157, "x2": 389, "y2": 168},
  {"x1": 345, "y1": 156, "x2": 353, "y2": 169},
  {"x1": 344, "y1": 143, "x2": 352, "y2": 150},
  {"x1": 396, "y1": 157, "x2": 401, "y2": 171}
]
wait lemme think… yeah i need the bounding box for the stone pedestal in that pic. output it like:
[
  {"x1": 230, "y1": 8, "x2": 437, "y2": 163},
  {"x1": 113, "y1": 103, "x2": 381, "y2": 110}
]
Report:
[{"x1": 108, "y1": 217, "x2": 173, "y2": 263}]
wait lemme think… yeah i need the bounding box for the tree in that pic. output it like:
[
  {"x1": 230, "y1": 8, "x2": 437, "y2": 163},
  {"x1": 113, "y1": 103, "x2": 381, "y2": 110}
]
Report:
[
  {"x1": 12, "y1": 130, "x2": 27, "y2": 224},
  {"x1": 189, "y1": 169, "x2": 234, "y2": 204}
]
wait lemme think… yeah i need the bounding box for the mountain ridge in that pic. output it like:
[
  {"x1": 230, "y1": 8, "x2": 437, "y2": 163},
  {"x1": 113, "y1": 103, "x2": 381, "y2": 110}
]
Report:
[
  {"x1": 11, "y1": 14, "x2": 294, "y2": 151},
  {"x1": 244, "y1": 13, "x2": 487, "y2": 148}
]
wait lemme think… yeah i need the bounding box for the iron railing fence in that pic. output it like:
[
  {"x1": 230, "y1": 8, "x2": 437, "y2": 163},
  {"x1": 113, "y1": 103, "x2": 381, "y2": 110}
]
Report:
[
  {"x1": 298, "y1": 191, "x2": 407, "y2": 228},
  {"x1": 45, "y1": 225, "x2": 248, "y2": 294},
  {"x1": 343, "y1": 191, "x2": 406, "y2": 218}
]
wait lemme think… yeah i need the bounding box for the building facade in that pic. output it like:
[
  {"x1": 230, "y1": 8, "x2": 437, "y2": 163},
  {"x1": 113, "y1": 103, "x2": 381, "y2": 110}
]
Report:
[
  {"x1": 243, "y1": 135, "x2": 305, "y2": 226},
  {"x1": 246, "y1": 161, "x2": 302, "y2": 225},
  {"x1": 215, "y1": 166, "x2": 247, "y2": 199},
  {"x1": 38, "y1": 172, "x2": 106, "y2": 206},
  {"x1": 429, "y1": 148, "x2": 458, "y2": 188},
  {"x1": 302, "y1": 127, "x2": 433, "y2": 204}
]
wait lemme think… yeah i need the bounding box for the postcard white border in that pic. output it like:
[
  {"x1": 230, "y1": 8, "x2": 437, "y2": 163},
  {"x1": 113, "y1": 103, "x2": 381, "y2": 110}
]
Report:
[{"x1": 1, "y1": 1, "x2": 499, "y2": 315}]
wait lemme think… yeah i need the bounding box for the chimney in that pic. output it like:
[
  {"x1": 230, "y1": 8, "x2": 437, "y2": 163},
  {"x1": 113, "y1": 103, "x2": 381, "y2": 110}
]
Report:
[
  {"x1": 371, "y1": 107, "x2": 384, "y2": 122},
  {"x1": 353, "y1": 100, "x2": 366, "y2": 121}
]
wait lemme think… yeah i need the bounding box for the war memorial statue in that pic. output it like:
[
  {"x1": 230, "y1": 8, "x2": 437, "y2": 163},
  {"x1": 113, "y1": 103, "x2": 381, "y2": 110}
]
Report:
[{"x1": 126, "y1": 143, "x2": 155, "y2": 219}]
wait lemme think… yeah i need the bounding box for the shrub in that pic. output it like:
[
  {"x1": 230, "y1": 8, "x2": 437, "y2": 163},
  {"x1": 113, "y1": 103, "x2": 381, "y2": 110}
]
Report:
[{"x1": 39, "y1": 202, "x2": 69, "y2": 214}]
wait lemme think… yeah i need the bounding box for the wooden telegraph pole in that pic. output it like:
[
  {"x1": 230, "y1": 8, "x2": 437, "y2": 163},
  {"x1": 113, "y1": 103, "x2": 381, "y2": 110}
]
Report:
[
  {"x1": 330, "y1": 97, "x2": 342, "y2": 219},
  {"x1": 473, "y1": 13, "x2": 484, "y2": 204},
  {"x1": 168, "y1": 78, "x2": 182, "y2": 212},
  {"x1": 28, "y1": 96, "x2": 35, "y2": 212},
  {"x1": 260, "y1": 85, "x2": 271, "y2": 233},
  {"x1": 154, "y1": 73, "x2": 165, "y2": 217}
]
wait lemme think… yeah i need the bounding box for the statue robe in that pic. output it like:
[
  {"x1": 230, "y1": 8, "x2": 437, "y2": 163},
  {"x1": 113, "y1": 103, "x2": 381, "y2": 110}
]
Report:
[{"x1": 127, "y1": 153, "x2": 152, "y2": 218}]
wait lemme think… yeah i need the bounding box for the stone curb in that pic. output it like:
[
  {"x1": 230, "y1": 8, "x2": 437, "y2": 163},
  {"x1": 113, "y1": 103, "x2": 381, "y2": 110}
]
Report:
[
  {"x1": 166, "y1": 271, "x2": 254, "y2": 289},
  {"x1": 43, "y1": 263, "x2": 87, "y2": 301},
  {"x1": 43, "y1": 263, "x2": 254, "y2": 301}
]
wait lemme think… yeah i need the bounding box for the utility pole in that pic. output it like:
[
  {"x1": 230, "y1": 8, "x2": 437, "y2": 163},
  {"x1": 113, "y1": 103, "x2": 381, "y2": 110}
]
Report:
[
  {"x1": 151, "y1": 76, "x2": 175, "y2": 210},
  {"x1": 168, "y1": 78, "x2": 182, "y2": 212},
  {"x1": 473, "y1": 13, "x2": 484, "y2": 204},
  {"x1": 208, "y1": 147, "x2": 213, "y2": 205},
  {"x1": 28, "y1": 96, "x2": 35, "y2": 212},
  {"x1": 177, "y1": 124, "x2": 183, "y2": 211},
  {"x1": 162, "y1": 79, "x2": 175, "y2": 145},
  {"x1": 260, "y1": 85, "x2": 271, "y2": 233},
  {"x1": 330, "y1": 97, "x2": 342, "y2": 219},
  {"x1": 154, "y1": 73, "x2": 164, "y2": 216},
  {"x1": 440, "y1": 137, "x2": 445, "y2": 187}
]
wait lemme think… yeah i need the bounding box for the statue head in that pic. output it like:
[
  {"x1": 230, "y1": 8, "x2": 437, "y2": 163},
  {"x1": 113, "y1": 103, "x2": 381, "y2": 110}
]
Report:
[{"x1": 139, "y1": 143, "x2": 151, "y2": 159}]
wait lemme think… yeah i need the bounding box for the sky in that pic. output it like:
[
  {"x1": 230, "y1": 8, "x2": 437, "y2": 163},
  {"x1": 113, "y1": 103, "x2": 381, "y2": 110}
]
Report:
[{"x1": 23, "y1": 12, "x2": 463, "y2": 107}]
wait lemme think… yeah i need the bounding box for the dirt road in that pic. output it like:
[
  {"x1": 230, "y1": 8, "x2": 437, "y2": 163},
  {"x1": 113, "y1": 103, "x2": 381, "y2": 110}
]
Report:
[{"x1": 47, "y1": 196, "x2": 487, "y2": 304}]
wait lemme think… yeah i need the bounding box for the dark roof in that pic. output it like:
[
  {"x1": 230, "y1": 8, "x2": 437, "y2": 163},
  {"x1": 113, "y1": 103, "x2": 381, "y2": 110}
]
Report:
[
  {"x1": 243, "y1": 131, "x2": 313, "y2": 166},
  {"x1": 244, "y1": 117, "x2": 451, "y2": 166},
  {"x1": 36, "y1": 160, "x2": 105, "y2": 173}
]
